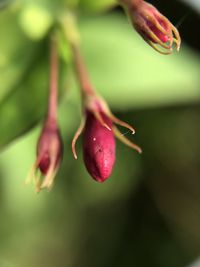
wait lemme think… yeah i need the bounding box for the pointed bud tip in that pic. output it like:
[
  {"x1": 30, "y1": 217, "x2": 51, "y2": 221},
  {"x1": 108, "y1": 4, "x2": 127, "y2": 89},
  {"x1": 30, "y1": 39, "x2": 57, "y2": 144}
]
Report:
[
  {"x1": 92, "y1": 173, "x2": 111, "y2": 183},
  {"x1": 85, "y1": 156, "x2": 114, "y2": 183}
]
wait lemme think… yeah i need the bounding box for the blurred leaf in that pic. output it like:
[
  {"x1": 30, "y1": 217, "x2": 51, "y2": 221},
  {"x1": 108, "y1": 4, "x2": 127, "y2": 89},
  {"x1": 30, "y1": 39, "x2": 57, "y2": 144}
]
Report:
[
  {"x1": 0, "y1": 45, "x2": 70, "y2": 150},
  {"x1": 79, "y1": 14, "x2": 200, "y2": 109},
  {"x1": 0, "y1": 9, "x2": 40, "y2": 101},
  {"x1": 79, "y1": 0, "x2": 116, "y2": 12},
  {"x1": 0, "y1": 0, "x2": 13, "y2": 9},
  {"x1": 0, "y1": 48, "x2": 48, "y2": 149}
]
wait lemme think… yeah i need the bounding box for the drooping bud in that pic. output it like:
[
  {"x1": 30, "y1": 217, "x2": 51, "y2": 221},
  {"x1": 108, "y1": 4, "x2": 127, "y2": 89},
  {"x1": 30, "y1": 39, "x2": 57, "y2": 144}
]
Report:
[
  {"x1": 72, "y1": 94, "x2": 141, "y2": 182},
  {"x1": 28, "y1": 118, "x2": 63, "y2": 192},
  {"x1": 121, "y1": 0, "x2": 181, "y2": 54},
  {"x1": 27, "y1": 35, "x2": 63, "y2": 192},
  {"x1": 83, "y1": 110, "x2": 116, "y2": 183},
  {"x1": 64, "y1": 24, "x2": 142, "y2": 182}
]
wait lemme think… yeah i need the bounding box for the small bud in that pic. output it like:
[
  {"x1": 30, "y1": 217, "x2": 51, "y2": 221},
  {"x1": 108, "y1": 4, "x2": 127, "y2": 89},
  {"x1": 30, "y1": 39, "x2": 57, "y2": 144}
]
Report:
[
  {"x1": 83, "y1": 110, "x2": 116, "y2": 182},
  {"x1": 123, "y1": 0, "x2": 181, "y2": 54},
  {"x1": 28, "y1": 118, "x2": 63, "y2": 192}
]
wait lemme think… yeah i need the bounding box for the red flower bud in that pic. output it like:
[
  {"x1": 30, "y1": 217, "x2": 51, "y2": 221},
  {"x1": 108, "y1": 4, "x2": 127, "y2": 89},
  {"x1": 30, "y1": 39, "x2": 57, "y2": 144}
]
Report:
[
  {"x1": 28, "y1": 118, "x2": 63, "y2": 192},
  {"x1": 83, "y1": 110, "x2": 116, "y2": 182},
  {"x1": 123, "y1": 0, "x2": 181, "y2": 54},
  {"x1": 72, "y1": 94, "x2": 141, "y2": 183},
  {"x1": 37, "y1": 119, "x2": 62, "y2": 175}
]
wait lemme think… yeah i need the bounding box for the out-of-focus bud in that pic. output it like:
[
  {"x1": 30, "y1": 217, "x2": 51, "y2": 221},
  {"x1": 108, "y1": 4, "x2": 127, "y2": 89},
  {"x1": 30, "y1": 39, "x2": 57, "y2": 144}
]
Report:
[
  {"x1": 72, "y1": 94, "x2": 141, "y2": 182},
  {"x1": 28, "y1": 118, "x2": 63, "y2": 192},
  {"x1": 27, "y1": 35, "x2": 63, "y2": 192},
  {"x1": 121, "y1": 0, "x2": 181, "y2": 54},
  {"x1": 83, "y1": 110, "x2": 116, "y2": 183}
]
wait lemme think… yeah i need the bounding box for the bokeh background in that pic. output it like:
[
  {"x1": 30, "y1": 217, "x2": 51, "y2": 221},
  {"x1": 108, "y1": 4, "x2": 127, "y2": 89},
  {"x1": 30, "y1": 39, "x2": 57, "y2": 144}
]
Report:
[{"x1": 0, "y1": 0, "x2": 200, "y2": 266}]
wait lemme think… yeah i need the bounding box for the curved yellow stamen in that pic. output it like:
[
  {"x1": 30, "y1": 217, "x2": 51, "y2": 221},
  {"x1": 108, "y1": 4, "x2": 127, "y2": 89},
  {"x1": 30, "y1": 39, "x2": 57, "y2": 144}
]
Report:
[
  {"x1": 113, "y1": 126, "x2": 142, "y2": 154},
  {"x1": 25, "y1": 156, "x2": 43, "y2": 185},
  {"x1": 72, "y1": 119, "x2": 85, "y2": 159},
  {"x1": 107, "y1": 111, "x2": 135, "y2": 134},
  {"x1": 172, "y1": 25, "x2": 181, "y2": 51},
  {"x1": 147, "y1": 40, "x2": 172, "y2": 55}
]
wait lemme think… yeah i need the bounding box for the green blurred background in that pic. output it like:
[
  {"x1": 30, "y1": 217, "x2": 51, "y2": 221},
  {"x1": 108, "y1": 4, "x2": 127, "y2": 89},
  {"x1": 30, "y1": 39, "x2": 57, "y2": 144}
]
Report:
[{"x1": 0, "y1": 0, "x2": 200, "y2": 266}]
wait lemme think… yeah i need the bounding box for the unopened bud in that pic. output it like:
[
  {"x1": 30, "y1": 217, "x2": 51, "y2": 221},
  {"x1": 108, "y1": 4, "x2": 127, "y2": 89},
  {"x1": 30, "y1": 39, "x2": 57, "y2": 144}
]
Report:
[
  {"x1": 72, "y1": 94, "x2": 141, "y2": 182},
  {"x1": 123, "y1": 0, "x2": 181, "y2": 54},
  {"x1": 37, "y1": 119, "x2": 62, "y2": 175},
  {"x1": 28, "y1": 118, "x2": 63, "y2": 192},
  {"x1": 83, "y1": 110, "x2": 116, "y2": 182}
]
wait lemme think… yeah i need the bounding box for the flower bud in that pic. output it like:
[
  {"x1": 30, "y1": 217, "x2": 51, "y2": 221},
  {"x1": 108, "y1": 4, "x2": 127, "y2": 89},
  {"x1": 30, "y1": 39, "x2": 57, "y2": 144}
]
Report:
[
  {"x1": 28, "y1": 118, "x2": 63, "y2": 192},
  {"x1": 37, "y1": 119, "x2": 62, "y2": 175},
  {"x1": 83, "y1": 110, "x2": 116, "y2": 183},
  {"x1": 72, "y1": 94, "x2": 141, "y2": 182},
  {"x1": 123, "y1": 0, "x2": 181, "y2": 54}
]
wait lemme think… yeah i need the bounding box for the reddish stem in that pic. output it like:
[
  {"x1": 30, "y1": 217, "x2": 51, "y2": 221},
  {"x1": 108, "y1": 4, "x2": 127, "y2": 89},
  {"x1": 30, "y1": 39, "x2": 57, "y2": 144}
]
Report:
[
  {"x1": 71, "y1": 43, "x2": 95, "y2": 96},
  {"x1": 48, "y1": 37, "x2": 58, "y2": 121}
]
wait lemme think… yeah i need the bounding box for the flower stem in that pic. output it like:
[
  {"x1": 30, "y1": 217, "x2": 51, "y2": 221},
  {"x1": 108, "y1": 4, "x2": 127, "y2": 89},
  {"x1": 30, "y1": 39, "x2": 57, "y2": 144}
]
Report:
[
  {"x1": 61, "y1": 13, "x2": 95, "y2": 96},
  {"x1": 48, "y1": 35, "x2": 59, "y2": 122},
  {"x1": 71, "y1": 43, "x2": 94, "y2": 96}
]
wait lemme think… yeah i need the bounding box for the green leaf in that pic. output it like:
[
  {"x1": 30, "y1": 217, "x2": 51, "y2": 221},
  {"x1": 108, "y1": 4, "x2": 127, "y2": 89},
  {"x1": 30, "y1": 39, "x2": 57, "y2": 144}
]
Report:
[
  {"x1": 0, "y1": 0, "x2": 13, "y2": 9},
  {"x1": 0, "y1": 9, "x2": 40, "y2": 102},
  {"x1": 0, "y1": 46, "x2": 48, "y2": 149},
  {"x1": 79, "y1": 14, "x2": 200, "y2": 109},
  {"x1": 0, "y1": 40, "x2": 71, "y2": 150}
]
